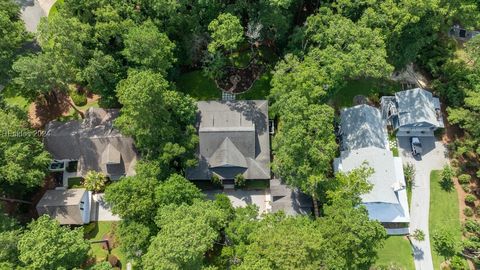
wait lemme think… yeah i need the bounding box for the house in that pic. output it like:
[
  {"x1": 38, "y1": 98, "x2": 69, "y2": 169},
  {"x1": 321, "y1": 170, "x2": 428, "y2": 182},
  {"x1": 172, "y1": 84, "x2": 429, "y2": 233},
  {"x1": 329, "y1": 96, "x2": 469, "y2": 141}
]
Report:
[
  {"x1": 186, "y1": 100, "x2": 270, "y2": 184},
  {"x1": 380, "y1": 88, "x2": 444, "y2": 136},
  {"x1": 44, "y1": 108, "x2": 139, "y2": 180},
  {"x1": 36, "y1": 188, "x2": 91, "y2": 225},
  {"x1": 450, "y1": 24, "x2": 480, "y2": 41},
  {"x1": 335, "y1": 105, "x2": 410, "y2": 235},
  {"x1": 270, "y1": 179, "x2": 312, "y2": 216}
]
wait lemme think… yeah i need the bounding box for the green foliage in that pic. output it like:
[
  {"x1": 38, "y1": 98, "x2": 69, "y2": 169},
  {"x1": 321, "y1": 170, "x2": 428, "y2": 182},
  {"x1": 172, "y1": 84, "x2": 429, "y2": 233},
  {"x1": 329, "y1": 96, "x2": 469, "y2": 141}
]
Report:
[
  {"x1": 208, "y1": 13, "x2": 244, "y2": 53},
  {"x1": 432, "y1": 228, "x2": 458, "y2": 260},
  {"x1": 155, "y1": 174, "x2": 205, "y2": 206},
  {"x1": 0, "y1": 109, "x2": 51, "y2": 193},
  {"x1": 458, "y1": 174, "x2": 472, "y2": 184},
  {"x1": 463, "y1": 207, "x2": 474, "y2": 217},
  {"x1": 465, "y1": 194, "x2": 477, "y2": 204},
  {"x1": 450, "y1": 255, "x2": 469, "y2": 270},
  {"x1": 234, "y1": 174, "x2": 246, "y2": 188},
  {"x1": 104, "y1": 175, "x2": 157, "y2": 223},
  {"x1": 143, "y1": 201, "x2": 228, "y2": 270},
  {"x1": 17, "y1": 215, "x2": 90, "y2": 270},
  {"x1": 122, "y1": 20, "x2": 175, "y2": 73},
  {"x1": 89, "y1": 261, "x2": 114, "y2": 270},
  {"x1": 440, "y1": 165, "x2": 455, "y2": 191},
  {"x1": 0, "y1": 0, "x2": 29, "y2": 84},
  {"x1": 117, "y1": 220, "x2": 152, "y2": 261},
  {"x1": 115, "y1": 70, "x2": 198, "y2": 165},
  {"x1": 328, "y1": 165, "x2": 373, "y2": 206},
  {"x1": 403, "y1": 162, "x2": 416, "y2": 187},
  {"x1": 412, "y1": 229, "x2": 426, "y2": 241},
  {"x1": 69, "y1": 88, "x2": 87, "y2": 106},
  {"x1": 211, "y1": 174, "x2": 223, "y2": 186},
  {"x1": 83, "y1": 170, "x2": 108, "y2": 193}
]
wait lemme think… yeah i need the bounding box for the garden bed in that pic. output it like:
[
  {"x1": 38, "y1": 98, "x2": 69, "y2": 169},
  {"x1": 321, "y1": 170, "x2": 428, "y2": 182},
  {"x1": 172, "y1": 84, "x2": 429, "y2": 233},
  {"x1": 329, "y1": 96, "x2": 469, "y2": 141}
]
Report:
[{"x1": 216, "y1": 60, "x2": 264, "y2": 94}]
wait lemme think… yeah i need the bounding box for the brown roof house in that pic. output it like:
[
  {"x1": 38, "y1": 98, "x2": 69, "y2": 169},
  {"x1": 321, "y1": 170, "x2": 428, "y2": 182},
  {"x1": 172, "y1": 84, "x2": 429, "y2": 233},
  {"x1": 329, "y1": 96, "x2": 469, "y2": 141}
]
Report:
[
  {"x1": 36, "y1": 188, "x2": 91, "y2": 225},
  {"x1": 186, "y1": 100, "x2": 270, "y2": 181},
  {"x1": 44, "y1": 108, "x2": 138, "y2": 180}
]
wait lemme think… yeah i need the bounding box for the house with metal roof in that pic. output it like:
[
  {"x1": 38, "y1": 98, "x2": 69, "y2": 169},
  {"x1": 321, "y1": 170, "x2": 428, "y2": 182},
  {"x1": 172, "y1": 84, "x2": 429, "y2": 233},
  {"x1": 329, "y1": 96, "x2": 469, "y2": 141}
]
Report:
[
  {"x1": 335, "y1": 105, "x2": 410, "y2": 235},
  {"x1": 186, "y1": 100, "x2": 270, "y2": 184},
  {"x1": 36, "y1": 188, "x2": 91, "y2": 225},
  {"x1": 381, "y1": 88, "x2": 444, "y2": 137},
  {"x1": 44, "y1": 108, "x2": 139, "y2": 180}
]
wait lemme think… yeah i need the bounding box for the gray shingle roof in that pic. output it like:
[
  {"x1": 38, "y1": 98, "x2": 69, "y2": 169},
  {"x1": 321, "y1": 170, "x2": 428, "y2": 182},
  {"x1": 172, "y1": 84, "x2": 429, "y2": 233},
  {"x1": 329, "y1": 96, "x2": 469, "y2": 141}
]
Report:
[
  {"x1": 395, "y1": 88, "x2": 440, "y2": 127},
  {"x1": 36, "y1": 189, "x2": 88, "y2": 225},
  {"x1": 44, "y1": 108, "x2": 138, "y2": 179},
  {"x1": 340, "y1": 105, "x2": 388, "y2": 150},
  {"x1": 186, "y1": 100, "x2": 270, "y2": 180}
]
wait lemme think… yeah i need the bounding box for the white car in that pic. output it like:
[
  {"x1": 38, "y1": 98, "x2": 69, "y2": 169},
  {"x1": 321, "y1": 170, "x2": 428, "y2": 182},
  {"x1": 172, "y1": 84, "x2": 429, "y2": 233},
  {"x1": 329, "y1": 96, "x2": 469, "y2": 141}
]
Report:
[{"x1": 411, "y1": 137, "x2": 423, "y2": 156}]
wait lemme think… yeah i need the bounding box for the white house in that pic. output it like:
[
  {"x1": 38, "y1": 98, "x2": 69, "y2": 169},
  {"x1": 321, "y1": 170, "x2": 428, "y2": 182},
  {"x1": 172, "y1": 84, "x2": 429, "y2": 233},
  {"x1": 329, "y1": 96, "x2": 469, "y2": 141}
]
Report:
[
  {"x1": 335, "y1": 105, "x2": 410, "y2": 235},
  {"x1": 36, "y1": 188, "x2": 91, "y2": 225}
]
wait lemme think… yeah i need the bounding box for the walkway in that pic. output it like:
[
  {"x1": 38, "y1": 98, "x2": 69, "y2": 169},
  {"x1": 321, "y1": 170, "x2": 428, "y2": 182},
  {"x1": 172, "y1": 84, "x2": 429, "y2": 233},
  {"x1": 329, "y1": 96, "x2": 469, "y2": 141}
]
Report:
[
  {"x1": 15, "y1": 0, "x2": 56, "y2": 32},
  {"x1": 398, "y1": 137, "x2": 449, "y2": 270}
]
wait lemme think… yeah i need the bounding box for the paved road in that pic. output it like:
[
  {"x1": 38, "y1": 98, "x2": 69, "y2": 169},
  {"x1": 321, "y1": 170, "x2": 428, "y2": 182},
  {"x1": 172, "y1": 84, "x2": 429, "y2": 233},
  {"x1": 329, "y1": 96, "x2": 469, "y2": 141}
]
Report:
[
  {"x1": 398, "y1": 136, "x2": 449, "y2": 270},
  {"x1": 15, "y1": 0, "x2": 56, "y2": 32}
]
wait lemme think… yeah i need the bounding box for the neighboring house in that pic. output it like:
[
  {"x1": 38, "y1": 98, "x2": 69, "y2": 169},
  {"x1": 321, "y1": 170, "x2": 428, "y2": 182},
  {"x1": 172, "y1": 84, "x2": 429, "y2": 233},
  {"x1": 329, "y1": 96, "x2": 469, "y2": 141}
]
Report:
[
  {"x1": 381, "y1": 88, "x2": 444, "y2": 136},
  {"x1": 270, "y1": 179, "x2": 312, "y2": 216},
  {"x1": 186, "y1": 100, "x2": 270, "y2": 183},
  {"x1": 335, "y1": 105, "x2": 410, "y2": 235},
  {"x1": 36, "y1": 188, "x2": 91, "y2": 225},
  {"x1": 44, "y1": 108, "x2": 139, "y2": 180}
]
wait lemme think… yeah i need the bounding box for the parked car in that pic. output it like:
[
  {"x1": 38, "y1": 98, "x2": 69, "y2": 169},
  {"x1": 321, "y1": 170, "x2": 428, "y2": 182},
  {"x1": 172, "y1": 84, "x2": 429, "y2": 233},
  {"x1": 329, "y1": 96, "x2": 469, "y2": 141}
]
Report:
[{"x1": 411, "y1": 137, "x2": 422, "y2": 156}]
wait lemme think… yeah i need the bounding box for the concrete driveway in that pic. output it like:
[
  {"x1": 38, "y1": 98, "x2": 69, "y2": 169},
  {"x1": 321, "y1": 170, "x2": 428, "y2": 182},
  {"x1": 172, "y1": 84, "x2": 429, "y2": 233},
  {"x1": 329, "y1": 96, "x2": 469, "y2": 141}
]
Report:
[
  {"x1": 398, "y1": 136, "x2": 449, "y2": 270},
  {"x1": 204, "y1": 189, "x2": 270, "y2": 214},
  {"x1": 15, "y1": 0, "x2": 56, "y2": 32}
]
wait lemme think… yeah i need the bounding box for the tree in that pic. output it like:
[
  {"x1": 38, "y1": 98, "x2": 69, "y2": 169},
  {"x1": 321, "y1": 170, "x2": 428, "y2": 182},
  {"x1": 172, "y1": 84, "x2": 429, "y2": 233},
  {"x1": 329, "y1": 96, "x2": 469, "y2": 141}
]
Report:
[
  {"x1": 122, "y1": 20, "x2": 175, "y2": 73},
  {"x1": 432, "y1": 229, "x2": 458, "y2": 260},
  {"x1": 143, "y1": 201, "x2": 228, "y2": 270},
  {"x1": 90, "y1": 261, "x2": 114, "y2": 270},
  {"x1": 115, "y1": 70, "x2": 197, "y2": 163},
  {"x1": 155, "y1": 174, "x2": 205, "y2": 206},
  {"x1": 208, "y1": 13, "x2": 244, "y2": 53},
  {"x1": 448, "y1": 87, "x2": 480, "y2": 153},
  {"x1": 234, "y1": 174, "x2": 246, "y2": 188},
  {"x1": 83, "y1": 170, "x2": 108, "y2": 193},
  {"x1": 81, "y1": 50, "x2": 123, "y2": 107},
  {"x1": 412, "y1": 229, "x2": 426, "y2": 241},
  {"x1": 117, "y1": 220, "x2": 152, "y2": 261},
  {"x1": 271, "y1": 96, "x2": 337, "y2": 216},
  {"x1": 0, "y1": 109, "x2": 51, "y2": 194},
  {"x1": 17, "y1": 215, "x2": 90, "y2": 269},
  {"x1": 0, "y1": 207, "x2": 21, "y2": 265},
  {"x1": 327, "y1": 165, "x2": 373, "y2": 206},
  {"x1": 104, "y1": 175, "x2": 157, "y2": 223},
  {"x1": 440, "y1": 165, "x2": 455, "y2": 191},
  {"x1": 0, "y1": 0, "x2": 29, "y2": 84}
]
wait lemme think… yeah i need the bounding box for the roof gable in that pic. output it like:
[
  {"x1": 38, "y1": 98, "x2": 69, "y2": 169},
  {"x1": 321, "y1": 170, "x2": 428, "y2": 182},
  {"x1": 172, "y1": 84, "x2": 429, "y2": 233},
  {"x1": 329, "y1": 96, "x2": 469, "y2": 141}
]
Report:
[
  {"x1": 340, "y1": 105, "x2": 387, "y2": 150},
  {"x1": 209, "y1": 137, "x2": 248, "y2": 168}
]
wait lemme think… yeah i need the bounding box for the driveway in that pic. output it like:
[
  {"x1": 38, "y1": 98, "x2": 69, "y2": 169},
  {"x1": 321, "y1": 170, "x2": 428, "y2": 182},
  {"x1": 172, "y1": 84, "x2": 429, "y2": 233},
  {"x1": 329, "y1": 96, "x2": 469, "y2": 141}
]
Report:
[
  {"x1": 90, "y1": 193, "x2": 121, "y2": 222},
  {"x1": 398, "y1": 136, "x2": 449, "y2": 270},
  {"x1": 15, "y1": 0, "x2": 56, "y2": 32}
]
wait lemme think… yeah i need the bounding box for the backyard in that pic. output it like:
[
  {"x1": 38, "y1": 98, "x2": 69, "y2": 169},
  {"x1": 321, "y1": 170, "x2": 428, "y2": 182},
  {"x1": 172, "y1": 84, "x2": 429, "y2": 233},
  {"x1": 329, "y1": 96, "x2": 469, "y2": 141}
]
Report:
[
  {"x1": 375, "y1": 236, "x2": 415, "y2": 270},
  {"x1": 429, "y1": 170, "x2": 465, "y2": 269},
  {"x1": 84, "y1": 221, "x2": 126, "y2": 269}
]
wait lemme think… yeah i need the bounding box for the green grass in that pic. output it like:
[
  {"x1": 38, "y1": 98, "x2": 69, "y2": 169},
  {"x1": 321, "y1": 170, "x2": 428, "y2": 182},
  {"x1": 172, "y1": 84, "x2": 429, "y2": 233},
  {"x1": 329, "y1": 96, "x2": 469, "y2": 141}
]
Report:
[
  {"x1": 1, "y1": 84, "x2": 29, "y2": 111},
  {"x1": 245, "y1": 180, "x2": 269, "y2": 190},
  {"x1": 84, "y1": 221, "x2": 126, "y2": 269},
  {"x1": 176, "y1": 71, "x2": 220, "y2": 101},
  {"x1": 330, "y1": 79, "x2": 401, "y2": 109},
  {"x1": 58, "y1": 100, "x2": 100, "y2": 122},
  {"x1": 375, "y1": 236, "x2": 414, "y2": 270},
  {"x1": 48, "y1": 0, "x2": 64, "y2": 17},
  {"x1": 67, "y1": 177, "x2": 83, "y2": 188},
  {"x1": 429, "y1": 170, "x2": 465, "y2": 269},
  {"x1": 236, "y1": 71, "x2": 272, "y2": 100}
]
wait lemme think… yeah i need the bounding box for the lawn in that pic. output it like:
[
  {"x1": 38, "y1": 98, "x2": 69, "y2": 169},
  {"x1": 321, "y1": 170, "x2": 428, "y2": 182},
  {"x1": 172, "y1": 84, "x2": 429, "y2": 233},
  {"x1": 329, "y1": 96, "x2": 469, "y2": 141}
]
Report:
[
  {"x1": 84, "y1": 221, "x2": 127, "y2": 269},
  {"x1": 176, "y1": 71, "x2": 220, "y2": 101},
  {"x1": 429, "y1": 170, "x2": 465, "y2": 269},
  {"x1": 1, "y1": 84, "x2": 29, "y2": 111},
  {"x1": 58, "y1": 100, "x2": 100, "y2": 122},
  {"x1": 375, "y1": 236, "x2": 414, "y2": 270},
  {"x1": 48, "y1": 0, "x2": 64, "y2": 17},
  {"x1": 236, "y1": 71, "x2": 272, "y2": 100},
  {"x1": 330, "y1": 78, "x2": 402, "y2": 109},
  {"x1": 67, "y1": 177, "x2": 83, "y2": 188}
]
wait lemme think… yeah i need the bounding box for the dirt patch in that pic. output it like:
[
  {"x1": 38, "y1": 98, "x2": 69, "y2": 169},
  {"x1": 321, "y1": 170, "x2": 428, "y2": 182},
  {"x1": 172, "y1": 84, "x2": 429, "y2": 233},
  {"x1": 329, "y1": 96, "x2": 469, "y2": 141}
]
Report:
[{"x1": 216, "y1": 60, "x2": 263, "y2": 93}]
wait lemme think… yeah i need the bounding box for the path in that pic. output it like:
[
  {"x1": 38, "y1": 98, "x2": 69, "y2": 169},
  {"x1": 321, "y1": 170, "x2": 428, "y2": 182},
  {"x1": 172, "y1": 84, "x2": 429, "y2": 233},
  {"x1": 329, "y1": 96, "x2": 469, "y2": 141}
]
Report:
[
  {"x1": 15, "y1": 0, "x2": 56, "y2": 32},
  {"x1": 398, "y1": 137, "x2": 449, "y2": 270}
]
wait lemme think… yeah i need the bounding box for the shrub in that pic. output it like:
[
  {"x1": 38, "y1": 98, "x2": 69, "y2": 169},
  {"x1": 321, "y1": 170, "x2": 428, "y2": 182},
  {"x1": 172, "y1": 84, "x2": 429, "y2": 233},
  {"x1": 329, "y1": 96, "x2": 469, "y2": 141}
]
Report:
[
  {"x1": 403, "y1": 162, "x2": 415, "y2": 187},
  {"x1": 465, "y1": 194, "x2": 477, "y2": 205},
  {"x1": 70, "y1": 88, "x2": 87, "y2": 107},
  {"x1": 441, "y1": 165, "x2": 455, "y2": 191},
  {"x1": 464, "y1": 207, "x2": 474, "y2": 217},
  {"x1": 83, "y1": 171, "x2": 108, "y2": 193},
  {"x1": 461, "y1": 184, "x2": 471, "y2": 193},
  {"x1": 211, "y1": 174, "x2": 222, "y2": 186},
  {"x1": 234, "y1": 174, "x2": 246, "y2": 187},
  {"x1": 476, "y1": 205, "x2": 480, "y2": 216},
  {"x1": 450, "y1": 255, "x2": 469, "y2": 270},
  {"x1": 458, "y1": 174, "x2": 472, "y2": 185}
]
